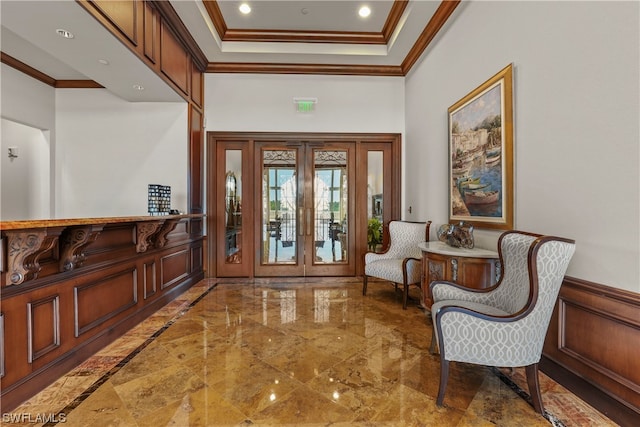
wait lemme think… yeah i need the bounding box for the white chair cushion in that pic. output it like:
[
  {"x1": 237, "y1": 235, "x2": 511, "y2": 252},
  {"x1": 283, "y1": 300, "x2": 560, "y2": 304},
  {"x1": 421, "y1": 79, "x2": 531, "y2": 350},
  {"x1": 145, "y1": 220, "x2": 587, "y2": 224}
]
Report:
[{"x1": 364, "y1": 258, "x2": 421, "y2": 285}]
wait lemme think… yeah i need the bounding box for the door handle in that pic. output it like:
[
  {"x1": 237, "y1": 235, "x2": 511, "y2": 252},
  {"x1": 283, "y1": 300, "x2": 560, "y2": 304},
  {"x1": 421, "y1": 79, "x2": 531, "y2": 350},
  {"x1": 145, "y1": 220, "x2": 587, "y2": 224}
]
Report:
[
  {"x1": 299, "y1": 207, "x2": 304, "y2": 236},
  {"x1": 306, "y1": 208, "x2": 312, "y2": 236}
]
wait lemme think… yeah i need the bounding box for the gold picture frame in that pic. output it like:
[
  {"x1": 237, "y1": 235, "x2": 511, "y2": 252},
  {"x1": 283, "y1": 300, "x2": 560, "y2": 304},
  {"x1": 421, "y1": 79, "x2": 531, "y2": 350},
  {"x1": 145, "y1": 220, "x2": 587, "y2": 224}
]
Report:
[{"x1": 448, "y1": 63, "x2": 514, "y2": 230}]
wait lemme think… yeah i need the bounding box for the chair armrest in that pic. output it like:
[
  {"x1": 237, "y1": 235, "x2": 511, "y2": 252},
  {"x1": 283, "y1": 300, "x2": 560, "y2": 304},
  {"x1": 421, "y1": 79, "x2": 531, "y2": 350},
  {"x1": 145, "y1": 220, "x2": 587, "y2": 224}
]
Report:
[
  {"x1": 401, "y1": 257, "x2": 421, "y2": 269},
  {"x1": 431, "y1": 301, "x2": 531, "y2": 325},
  {"x1": 364, "y1": 250, "x2": 394, "y2": 263},
  {"x1": 430, "y1": 280, "x2": 494, "y2": 305},
  {"x1": 432, "y1": 300, "x2": 510, "y2": 319}
]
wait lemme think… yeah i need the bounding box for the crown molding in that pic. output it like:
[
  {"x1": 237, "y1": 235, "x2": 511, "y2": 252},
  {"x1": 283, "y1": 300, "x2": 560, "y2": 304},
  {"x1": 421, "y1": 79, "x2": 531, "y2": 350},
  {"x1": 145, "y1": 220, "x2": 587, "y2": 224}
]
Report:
[
  {"x1": 206, "y1": 62, "x2": 404, "y2": 77},
  {"x1": 1, "y1": 52, "x2": 103, "y2": 88},
  {"x1": 1, "y1": 52, "x2": 56, "y2": 86},
  {"x1": 55, "y1": 80, "x2": 104, "y2": 89},
  {"x1": 401, "y1": 0, "x2": 461, "y2": 75}
]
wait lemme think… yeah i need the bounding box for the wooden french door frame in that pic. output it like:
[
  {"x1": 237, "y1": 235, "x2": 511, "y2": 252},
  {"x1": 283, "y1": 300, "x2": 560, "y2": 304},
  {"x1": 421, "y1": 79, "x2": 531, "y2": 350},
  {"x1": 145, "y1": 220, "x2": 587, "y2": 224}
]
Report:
[
  {"x1": 206, "y1": 132, "x2": 401, "y2": 278},
  {"x1": 253, "y1": 141, "x2": 356, "y2": 277}
]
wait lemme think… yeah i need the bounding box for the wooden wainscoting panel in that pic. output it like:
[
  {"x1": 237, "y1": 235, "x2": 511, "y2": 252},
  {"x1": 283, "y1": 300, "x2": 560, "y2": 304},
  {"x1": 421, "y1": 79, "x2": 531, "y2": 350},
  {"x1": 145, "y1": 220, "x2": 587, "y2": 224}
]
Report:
[
  {"x1": 27, "y1": 295, "x2": 60, "y2": 363},
  {"x1": 544, "y1": 277, "x2": 640, "y2": 412},
  {"x1": 160, "y1": 249, "x2": 189, "y2": 290},
  {"x1": 560, "y1": 297, "x2": 639, "y2": 389},
  {"x1": 83, "y1": 224, "x2": 136, "y2": 265},
  {"x1": 191, "y1": 244, "x2": 203, "y2": 273},
  {"x1": 190, "y1": 217, "x2": 204, "y2": 238},
  {"x1": 74, "y1": 267, "x2": 138, "y2": 337},
  {"x1": 0, "y1": 312, "x2": 5, "y2": 378},
  {"x1": 143, "y1": 261, "x2": 156, "y2": 300},
  {"x1": 167, "y1": 219, "x2": 189, "y2": 240}
]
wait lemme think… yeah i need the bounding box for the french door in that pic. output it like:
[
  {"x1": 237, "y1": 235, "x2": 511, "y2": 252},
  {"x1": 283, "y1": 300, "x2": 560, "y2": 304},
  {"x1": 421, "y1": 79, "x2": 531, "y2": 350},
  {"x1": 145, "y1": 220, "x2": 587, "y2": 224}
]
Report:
[
  {"x1": 208, "y1": 132, "x2": 401, "y2": 278},
  {"x1": 255, "y1": 142, "x2": 355, "y2": 276}
]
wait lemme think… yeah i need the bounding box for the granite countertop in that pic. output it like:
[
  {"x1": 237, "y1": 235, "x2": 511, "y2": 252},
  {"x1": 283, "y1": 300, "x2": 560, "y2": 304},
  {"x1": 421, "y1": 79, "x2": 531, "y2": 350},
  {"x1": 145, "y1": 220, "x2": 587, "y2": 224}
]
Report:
[{"x1": 0, "y1": 214, "x2": 204, "y2": 231}]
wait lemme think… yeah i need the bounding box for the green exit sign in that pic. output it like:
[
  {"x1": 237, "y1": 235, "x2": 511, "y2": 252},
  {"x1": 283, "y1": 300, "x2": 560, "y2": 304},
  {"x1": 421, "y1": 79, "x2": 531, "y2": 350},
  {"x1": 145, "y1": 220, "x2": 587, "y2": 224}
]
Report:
[{"x1": 294, "y1": 98, "x2": 317, "y2": 113}]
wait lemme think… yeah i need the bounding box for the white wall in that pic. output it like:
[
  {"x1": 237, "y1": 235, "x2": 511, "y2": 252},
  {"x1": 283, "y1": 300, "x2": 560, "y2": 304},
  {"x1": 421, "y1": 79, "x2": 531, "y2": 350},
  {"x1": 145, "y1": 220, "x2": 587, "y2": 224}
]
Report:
[
  {"x1": 205, "y1": 74, "x2": 404, "y2": 133},
  {"x1": 405, "y1": 1, "x2": 639, "y2": 292},
  {"x1": 55, "y1": 90, "x2": 188, "y2": 218},
  {"x1": 1, "y1": 119, "x2": 50, "y2": 220},
  {"x1": 1, "y1": 64, "x2": 56, "y2": 131},
  {"x1": 1, "y1": 63, "x2": 56, "y2": 217}
]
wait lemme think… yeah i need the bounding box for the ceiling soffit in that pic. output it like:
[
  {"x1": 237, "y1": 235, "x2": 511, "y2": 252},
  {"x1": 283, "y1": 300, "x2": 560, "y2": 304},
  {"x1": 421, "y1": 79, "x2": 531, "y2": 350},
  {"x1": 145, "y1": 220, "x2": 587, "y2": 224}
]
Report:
[
  {"x1": 203, "y1": 0, "x2": 409, "y2": 45},
  {"x1": 204, "y1": 0, "x2": 461, "y2": 76}
]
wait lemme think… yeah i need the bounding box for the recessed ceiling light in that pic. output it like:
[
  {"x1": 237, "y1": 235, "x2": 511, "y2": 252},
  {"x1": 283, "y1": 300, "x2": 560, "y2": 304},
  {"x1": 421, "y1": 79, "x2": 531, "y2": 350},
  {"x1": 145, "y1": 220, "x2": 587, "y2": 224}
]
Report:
[
  {"x1": 301, "y1": 8, "x2": 309, "y2": 15},
  {"x1": 239, "y1": 3, "x2": 251, "y2": 14},
  {"x1": 359, "y1": 6, "x2": 371, "y2": 18},
  {"x1": 133, "y1": 84, "x2": 144, "y2": 91},
  {"x1": 97, "y1": 59, "x2": 109, "y2": 65},
  {"x1": 56, "y1": 28, "x2": 74, "y2": 39}
]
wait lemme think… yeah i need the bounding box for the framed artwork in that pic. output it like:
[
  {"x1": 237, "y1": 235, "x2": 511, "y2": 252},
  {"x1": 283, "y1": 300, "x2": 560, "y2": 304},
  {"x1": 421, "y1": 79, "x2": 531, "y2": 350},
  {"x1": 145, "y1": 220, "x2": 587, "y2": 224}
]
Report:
[{"x1": 448, "y1": 63, "x2": 514, "y2": 230}]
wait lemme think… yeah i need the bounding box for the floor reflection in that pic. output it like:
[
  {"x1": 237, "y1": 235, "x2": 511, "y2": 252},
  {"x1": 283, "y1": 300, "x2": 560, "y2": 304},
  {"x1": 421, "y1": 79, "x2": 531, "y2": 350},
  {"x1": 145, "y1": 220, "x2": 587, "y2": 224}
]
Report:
[{"x1": 10, "y1": 279, "x2": 615, "y2": 426}]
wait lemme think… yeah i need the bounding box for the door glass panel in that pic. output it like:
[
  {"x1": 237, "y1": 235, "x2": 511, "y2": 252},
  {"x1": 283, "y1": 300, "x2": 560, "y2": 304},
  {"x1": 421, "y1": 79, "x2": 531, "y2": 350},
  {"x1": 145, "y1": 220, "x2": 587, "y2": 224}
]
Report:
[
  {"x1": 368, "y1": 151, "x2": 383, "y2": 251},
  {"x1": 225, "y1": 150, "x2": 242, "y2": 263},
  {"x1": 262, "y1": 149, "x2": 297, "y2": 264},
  {"x1": 313, "y1": 150, "x2": 347, "y2": 264}
]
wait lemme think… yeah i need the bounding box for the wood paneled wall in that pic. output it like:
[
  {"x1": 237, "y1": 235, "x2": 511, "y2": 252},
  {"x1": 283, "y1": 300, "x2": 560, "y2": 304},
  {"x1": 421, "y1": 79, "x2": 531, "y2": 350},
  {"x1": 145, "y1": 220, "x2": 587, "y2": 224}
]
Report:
[
  {"x1": 0, "y1": 217, "x2": 204, "y2": 412},
  {"x1": 543, "y1": 277, "x2": 640, "y2": 419}
]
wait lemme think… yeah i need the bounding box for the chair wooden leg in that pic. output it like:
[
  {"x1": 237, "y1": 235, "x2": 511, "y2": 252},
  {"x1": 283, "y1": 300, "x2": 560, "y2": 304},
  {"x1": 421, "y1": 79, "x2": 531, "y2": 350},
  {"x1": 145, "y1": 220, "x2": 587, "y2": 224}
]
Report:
[
  {"x1": 429, "y1": 328, "x2": 438, "y2": 354},
  {"x1": 363, "y1": 275, "x2": 368, "y2": 295},
  {"x1": 436, "y1": 358, "x2": 449, "y2": 407},
  {"x1": 525, "y1": 363, "x2": 544, "y2": 415},
  {"x1": 402, "y1": 282, "x2": 409, "y2": 309}
]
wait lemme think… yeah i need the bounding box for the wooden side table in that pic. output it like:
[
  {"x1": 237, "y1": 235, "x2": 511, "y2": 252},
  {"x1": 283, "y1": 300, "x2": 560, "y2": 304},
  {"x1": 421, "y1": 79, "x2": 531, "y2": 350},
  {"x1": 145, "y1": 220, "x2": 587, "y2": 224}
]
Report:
[{"x1": 419, "y1": 241, "x2": 500, "y2": 309}]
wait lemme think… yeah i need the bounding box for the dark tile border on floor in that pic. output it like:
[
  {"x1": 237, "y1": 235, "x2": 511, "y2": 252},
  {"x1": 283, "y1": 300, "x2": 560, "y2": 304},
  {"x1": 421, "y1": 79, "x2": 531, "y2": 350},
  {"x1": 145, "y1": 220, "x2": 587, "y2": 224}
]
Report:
[
  {"x1": 540, "y1": 357, "x2": 638, "y2": 427},
  {"x1": 491, "y1": 367, "x2": 566, "y2": 427},
  {"x1": 42, "y1": 281, "x2": 219, "y2": 427}
]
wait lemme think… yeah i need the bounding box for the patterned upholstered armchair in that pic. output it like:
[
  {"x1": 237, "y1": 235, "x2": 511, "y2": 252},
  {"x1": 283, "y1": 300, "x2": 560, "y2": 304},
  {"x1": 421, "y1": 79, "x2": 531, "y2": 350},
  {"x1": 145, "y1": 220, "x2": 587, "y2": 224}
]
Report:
[
  {"x1": 429, "y1": 231, "x2": 575, "y2": 414},
  {"x1": 363, "y1": 220, "x2": 431, "y2": 309}
]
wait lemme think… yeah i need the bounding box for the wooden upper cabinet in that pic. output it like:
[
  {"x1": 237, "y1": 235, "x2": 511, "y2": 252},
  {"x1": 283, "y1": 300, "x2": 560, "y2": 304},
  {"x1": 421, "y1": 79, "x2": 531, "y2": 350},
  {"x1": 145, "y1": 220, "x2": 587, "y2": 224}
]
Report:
[
  {"x1": 143, "y1": 2, "x2": 159, "y2": 64},
  {"x1": 191, "y1": 60, "x2": 203, "y2": 108},
  {"x1": 189, "y1": 107, "x2": 204, "y2": 213},
  {"x1": 90, "y1": 0, "x2": 138, "y2": 46},
  {"x1": 83, "y1": 0, "x2": 202, "y2": 103},
  {"x1": 160, "y1": 21, "x2": 189, "y2": 95}
]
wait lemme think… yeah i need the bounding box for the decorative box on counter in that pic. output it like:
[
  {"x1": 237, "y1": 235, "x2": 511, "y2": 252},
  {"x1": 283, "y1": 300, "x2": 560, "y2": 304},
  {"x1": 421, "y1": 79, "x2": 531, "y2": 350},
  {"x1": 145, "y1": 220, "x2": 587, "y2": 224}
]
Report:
[{"x1": 148, "y1": 184, "x2": 171, "y2": 215}]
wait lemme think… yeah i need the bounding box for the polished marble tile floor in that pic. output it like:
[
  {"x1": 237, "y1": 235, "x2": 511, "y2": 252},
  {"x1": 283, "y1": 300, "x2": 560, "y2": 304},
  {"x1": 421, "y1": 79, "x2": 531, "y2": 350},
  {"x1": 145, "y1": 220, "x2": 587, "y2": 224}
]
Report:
[{"x1": 9, "y1": 278, "x2": 617, "y2": 426}]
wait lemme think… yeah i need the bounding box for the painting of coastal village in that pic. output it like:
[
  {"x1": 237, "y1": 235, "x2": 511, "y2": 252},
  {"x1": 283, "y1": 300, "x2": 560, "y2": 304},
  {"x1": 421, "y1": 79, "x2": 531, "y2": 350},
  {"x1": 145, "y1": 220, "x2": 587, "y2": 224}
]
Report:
[{"x1": 448, "y1": 65, "x2": 513, "y2": 229}]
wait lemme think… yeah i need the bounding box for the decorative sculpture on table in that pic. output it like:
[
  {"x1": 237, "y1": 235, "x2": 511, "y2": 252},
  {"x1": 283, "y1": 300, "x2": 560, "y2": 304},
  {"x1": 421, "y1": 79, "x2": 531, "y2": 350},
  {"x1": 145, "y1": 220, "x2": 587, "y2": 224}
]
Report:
[{"x1": 437, "y1": 221, "x2": 474, "y2": 249}]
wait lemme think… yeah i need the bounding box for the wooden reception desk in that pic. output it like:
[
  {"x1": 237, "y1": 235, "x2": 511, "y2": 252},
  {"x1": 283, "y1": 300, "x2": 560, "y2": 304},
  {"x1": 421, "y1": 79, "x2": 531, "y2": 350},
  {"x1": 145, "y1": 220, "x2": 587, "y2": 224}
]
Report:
[{"x1": 0, "y1": 214, "x2": 205, "y2": 412}]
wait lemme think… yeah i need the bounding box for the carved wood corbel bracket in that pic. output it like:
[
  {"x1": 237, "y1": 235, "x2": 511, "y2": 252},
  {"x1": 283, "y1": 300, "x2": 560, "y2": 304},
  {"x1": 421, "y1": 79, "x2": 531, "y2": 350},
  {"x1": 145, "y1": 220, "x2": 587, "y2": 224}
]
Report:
[
  {"x1": 4, "y1": 227, "x2": 65, "y2": 286},
  {"x1": 154, "y1": 218, "x2": 180, "y2": 249},
  {"x1": 59, "y1": 224, "x2": 105, "y2": 272},
  {"x1": 136, "y1": 221, "x2": 163, "y2": 253}
]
